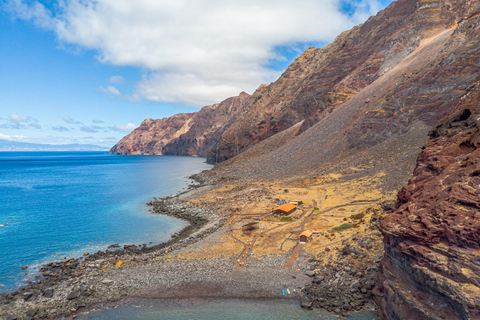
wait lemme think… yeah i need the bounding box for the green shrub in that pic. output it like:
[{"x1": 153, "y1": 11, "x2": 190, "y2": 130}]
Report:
[
  {"x1": 280, "y1": 217, "x2": 292, "y2": 221},
  {"x1": 284, "y1": 189, "x2": 289, "y2": 193},
  {"x1": 332, "y1": 223, "x2": 353, "y2": 231},
  {"x1": 314, "y1": 207, "x2": 319, "y2": 211}
]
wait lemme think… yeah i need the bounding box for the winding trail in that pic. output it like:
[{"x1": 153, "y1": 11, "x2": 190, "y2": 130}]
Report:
[{"x1": 227, "y1": 198, "x2": 380, "y2": 270}]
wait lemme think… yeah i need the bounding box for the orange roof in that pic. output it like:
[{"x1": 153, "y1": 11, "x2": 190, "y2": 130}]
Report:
[
  {"x1": 300, "y1": 230, "x2": 313, "y2": 238},
  {"x1": 274, "y1": 203, "x2": 297, "y2": 212}
]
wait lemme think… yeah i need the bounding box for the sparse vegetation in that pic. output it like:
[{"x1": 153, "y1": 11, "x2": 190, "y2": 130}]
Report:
[
  {"x1": 332, "y1": 223, "x2": 353, "y2": 231},
  {"x1": 284, "y1": 189, "x2": 289, "y2": 193},
  {"x1": 314, "y1": 207, "x2": 319, "y2": 210},
  {"x1": 280, "y1": 217, "x2": 292, "y2": 221}
]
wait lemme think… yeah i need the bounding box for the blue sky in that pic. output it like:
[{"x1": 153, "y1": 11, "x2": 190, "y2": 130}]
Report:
[{"x1": 0, "y1": 0, "x2": 392, "y2": 148}]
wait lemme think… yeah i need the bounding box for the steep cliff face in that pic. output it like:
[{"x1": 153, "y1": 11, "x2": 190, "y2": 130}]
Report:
[
  {"x1": 374, "y1": 82, "x2": 480, "y2": 320},
  {"x1": 110, "y1": 114, "x2": 195, "y2": 155},
  {"x1": 110, "y1": 92, "x2": 253, "y2": 156}
]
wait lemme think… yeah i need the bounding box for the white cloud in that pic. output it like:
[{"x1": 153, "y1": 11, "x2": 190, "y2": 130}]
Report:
[
  {"x1": 92, "y1": 119, "x2": 105, "y2": 124},
  {"x1": 0, "y1": 133, "x2": 28, "y2": 141},
  {"x1": 112, "y1": 123, "x2": 136, "y2": 132},
  {"x1": 5, "y1": 0, "x2": 384, "y2": 106},
  {"x1": 2, "y1": 113, "x2": 40, "y2": 129},
  {"x1": 80, "y1": 126, "x2": 100, "y2": 133},
  {"x1": 52, "y1": 125, "x2": 70, "y2": 132},
  {"x1": 62, "y1": 115, "x2": 82, "y2": 124},
  {"x1": 109, "y1": 75, "x2": 124, "y2": 84},
  {"x1": 8, "y1": 114, "x2": 28, "y2": 122},
  {"x1": 29, "y1": 122, "x2": 41, "y2": 129},
  {"x1": 99, "y1": 85, "x2": 121, "y2": 96}
]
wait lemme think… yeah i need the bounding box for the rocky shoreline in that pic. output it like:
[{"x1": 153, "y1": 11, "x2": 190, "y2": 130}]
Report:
[
  {"x1": 0, "y1": 175, "x2": 387, "y2": 320},
  {"x1": 0, "y1": 191, "x2": 227, "y2": 320}
]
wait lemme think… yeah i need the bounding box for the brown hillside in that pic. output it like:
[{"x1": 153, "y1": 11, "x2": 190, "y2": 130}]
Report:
[{"x1": 111, "y1": 0, "x2": 480, "y2": 169}]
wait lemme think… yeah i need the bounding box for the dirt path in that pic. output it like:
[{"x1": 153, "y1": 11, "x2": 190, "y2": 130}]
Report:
[{"x1": 283, "y1": 243, "x2": 306, "y2": 269}]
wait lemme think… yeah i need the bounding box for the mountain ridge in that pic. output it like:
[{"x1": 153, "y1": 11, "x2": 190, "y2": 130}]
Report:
[{"x1": 0, "y1": 139, "x2": 109, "y2": 152}]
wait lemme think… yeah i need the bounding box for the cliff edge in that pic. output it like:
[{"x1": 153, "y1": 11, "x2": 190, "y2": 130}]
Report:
[{"x1": 374, "y1": 81, "x2": 480, "y2": 319}]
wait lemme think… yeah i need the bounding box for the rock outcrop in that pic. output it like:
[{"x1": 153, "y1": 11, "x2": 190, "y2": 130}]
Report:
[{"x1": 374, "y1": 81, "x2": 480, "y2": 319}]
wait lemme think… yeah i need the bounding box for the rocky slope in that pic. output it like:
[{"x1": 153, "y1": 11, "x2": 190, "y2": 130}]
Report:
[
  {"x1": 110, "y1": 92, "x2": 253, "y2": 156},
  {"x1": 208, "y1": 2, "x2": 480, "y2": 189},
  {"x1": 373, "y1": 81, "x2": 480, "y2": 319},
  {"x1": 112, "y1": 0, "x2": 480, "y2": 168}
]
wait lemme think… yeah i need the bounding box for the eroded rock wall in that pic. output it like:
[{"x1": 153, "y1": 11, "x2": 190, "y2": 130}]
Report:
[{"x1": 374, "y1": 82, "x2": 480, "y2": 320}]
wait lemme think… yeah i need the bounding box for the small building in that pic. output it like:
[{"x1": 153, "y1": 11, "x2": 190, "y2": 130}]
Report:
[
  {"x1": 273, "y1": 203, "x2": 297, "y2": 216},
  {"x1": 277, "y1": 200, "x2": 287, "y2": 205},
  {"x1": 299, "y1": 230, "x2": 313, "y2": 242},
  {"x1": 216, "y1": 197, "x2": 224, "y2": 202},
  {"x1": 292, "y1": 200, "x2": 303, "y2": 205}
]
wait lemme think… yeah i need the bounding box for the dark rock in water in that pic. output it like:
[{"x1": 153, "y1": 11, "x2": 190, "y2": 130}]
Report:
[
  {"x1": 42, "y1": 288, "x2": 54, "y2": 298},
  {"x1": 66, "y1": 290, "x2": 80, "y2": 300},
  {"x1": 21, "y1": 266, "x2": 28, "y2": 270},
  {"x1": 301, "y1": 296, "x2": 313, "y2": 309},
  {"x1": 108, "y1": 243, "x2": 120, "y2": 249}
]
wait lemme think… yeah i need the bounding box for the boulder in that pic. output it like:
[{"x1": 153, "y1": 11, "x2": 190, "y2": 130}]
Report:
[
  {"x1": 66, "y1": 290, "x2": 80, "y2": 300},
  {"x1": 301, "y1": 296, "x2": 313, "y2": 309},
  {"x1": 42, "y1": 288, "x2": 54, "y2": 298}
]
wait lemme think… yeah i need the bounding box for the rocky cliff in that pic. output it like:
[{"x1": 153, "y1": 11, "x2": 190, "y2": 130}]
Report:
[
  {"x1": 373, "y1": 81, "x2": 480, "y2": 319},
  {"x1": 111, "y1": 0, "x2": 480, "y2": 168},
  {"x1": 110, "y1": 92, "x2": 252, "y2": 156}
]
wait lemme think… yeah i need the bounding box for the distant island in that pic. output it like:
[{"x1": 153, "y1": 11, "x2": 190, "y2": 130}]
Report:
[{"x1": 0, "y1": 139, "x2": 109, "y2": 152}]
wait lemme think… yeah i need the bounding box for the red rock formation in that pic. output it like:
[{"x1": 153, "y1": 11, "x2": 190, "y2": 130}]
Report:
[
  {"x1": 110, "y1": 92, "x2": 253, "y2": 156},
  {"x1": 110, "y1": 114, "x2": 195, "y2": 155},
  {"x1": 374, "y1": 82, "x2": 480, "y2": 320}
]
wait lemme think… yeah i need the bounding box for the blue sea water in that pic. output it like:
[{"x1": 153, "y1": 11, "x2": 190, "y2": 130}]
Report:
[{"x1": 0, "y1": 152, "x2": 212, "y2": 292}]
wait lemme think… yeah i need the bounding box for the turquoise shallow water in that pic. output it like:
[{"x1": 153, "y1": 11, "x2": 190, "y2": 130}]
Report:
[
  {"x1": 77, "y1": 298, "x2": 380, "y2": 320},
  {"x1": 0, "y1": 152, "x2": 212, "y2": 292}
]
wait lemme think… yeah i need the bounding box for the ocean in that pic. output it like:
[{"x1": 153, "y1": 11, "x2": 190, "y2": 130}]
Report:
[{"x1": 0, "y1": 152, "x2": 212, "y2": 292}]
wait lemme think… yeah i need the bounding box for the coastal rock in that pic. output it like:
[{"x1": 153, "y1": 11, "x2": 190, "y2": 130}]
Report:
[
  {"x1": 301, "y1": 296, "x2": 313, "y2": 309},
  {"x1": 22, "y1": 292, "x2": 34, "y2": 302},
  {"x1": 66, "y1": 290, "x2": 80, "y2": 300},
  {"x1": 42, "y1": 288, "x2": 54, "y2": 298},
  {"x1": 305, "y1": 271, "x2": 315, "y2": 277},
  {"x1": 101, "y1": 279, "x2": 114, "y2": 284},
  {"x1": 374, "y1": 82, "x2": 480, "y2": 319}
]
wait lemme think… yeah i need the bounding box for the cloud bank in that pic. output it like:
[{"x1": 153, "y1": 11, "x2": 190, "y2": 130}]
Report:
[{"x1": 5, "y1": 0, "x2": 385, "y2": 106}]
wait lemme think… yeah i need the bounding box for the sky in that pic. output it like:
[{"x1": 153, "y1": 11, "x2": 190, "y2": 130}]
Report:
[{"x1": 0, "y1": 0, "x2": 393, "y2": 148}]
